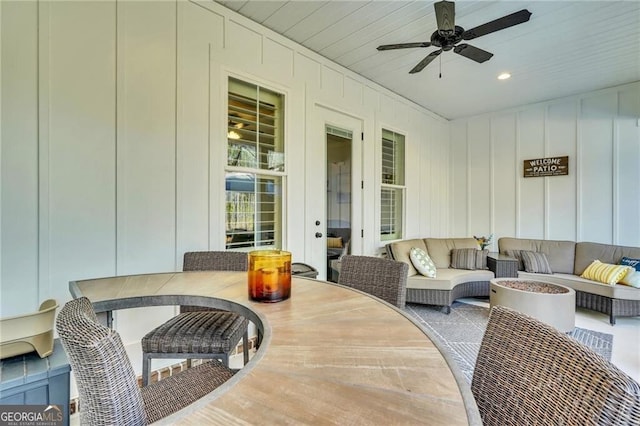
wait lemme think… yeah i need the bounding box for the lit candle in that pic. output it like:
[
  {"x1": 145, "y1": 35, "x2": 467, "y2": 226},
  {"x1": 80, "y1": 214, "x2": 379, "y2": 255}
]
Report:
[{"x1": 261, "y1": 267, "x2": 279, "y2": 294}]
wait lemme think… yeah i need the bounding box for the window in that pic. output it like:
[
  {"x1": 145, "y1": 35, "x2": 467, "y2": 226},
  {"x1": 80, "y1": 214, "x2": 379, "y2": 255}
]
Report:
[
  {"x1": 380, "y1": 129, "x2": 405, "y2": 241},
  {"x1": 226, "y1": 78, "x2": 285, "y2": 249}
]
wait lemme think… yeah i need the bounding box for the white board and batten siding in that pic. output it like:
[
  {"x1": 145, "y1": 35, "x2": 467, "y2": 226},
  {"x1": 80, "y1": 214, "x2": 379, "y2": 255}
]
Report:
[
  {"x1": 449, "y1": 82, "x2": 640, "y2": 250},
  {"x1": 1, "y1": 0, "x2": 448, "y2": 332}
]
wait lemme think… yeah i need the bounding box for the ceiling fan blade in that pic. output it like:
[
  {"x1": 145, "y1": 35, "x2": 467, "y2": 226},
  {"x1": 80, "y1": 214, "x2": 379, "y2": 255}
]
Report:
[
  {"x1": 453, "y1": 44, "x2": 493, "y2": 63},
  {"x1": 462, "y1": 9, "x2": 532, "y2": 41},
  {"x1": 377, "y1": 42, "x2": 431, "y2": 51},
  {"x1": 434, "y1": 1, "x2": 455, "y2": 34},
  {"x1": 409, "y1": 49, "x2": 442, "y2": 74}
]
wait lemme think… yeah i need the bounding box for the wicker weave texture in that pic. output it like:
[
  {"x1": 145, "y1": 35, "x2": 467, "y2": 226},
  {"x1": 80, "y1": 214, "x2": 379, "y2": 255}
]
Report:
[
  {"x1": 142, "y1": 311, "x2": 248, "y2": 353},
  {"x1": 338, "y1": 255, "x2": 408, "y2": 308},
  {"x1": 472, "y1": 306, "x2": 640, "y2": 426},
  {"x1": 143, "y1": 251, "x2": 249, "y2": 386},
  {"x1": 141, "y1": 360, "x2": 234, "y2": 424},
  {"x1": 180, "y1": 251, "x2": 248, "y2": 313},
  {"x1": 576, "y1": 290, "x2": 640, "y2": 325},
  {"x1": 183, "y1": 251, "x2": 248, "y2": 272},
  {"x1": 406, "y1": 281, "x2": 489, "y2": 307},
  {"x1": 57, "y1": 298, "x2": 235, "y2": 425},
  {"x1": 57, "y1": 297, "x2": 147, "y2": 425},
  {"x1": 487, "y1": 256, "x2": 518, "y2": 278}
]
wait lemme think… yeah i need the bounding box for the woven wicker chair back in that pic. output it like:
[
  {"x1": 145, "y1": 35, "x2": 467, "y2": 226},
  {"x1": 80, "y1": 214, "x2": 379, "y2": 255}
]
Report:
[
  {"x1": 338, "y1": 255, "x2": 408, "y2": 309},
  {"x1": 180, "y1": 251, "x2": 249, "y2": 313},
  {"x1": 472, "y1": 306, "x2": 640, "y2": 425},
  {"x1": 183, "y1": 251, "x2": 248, "y2": 272},
  {"x1": 56, "y1": 297, "x2": 147, "y2": 426}
]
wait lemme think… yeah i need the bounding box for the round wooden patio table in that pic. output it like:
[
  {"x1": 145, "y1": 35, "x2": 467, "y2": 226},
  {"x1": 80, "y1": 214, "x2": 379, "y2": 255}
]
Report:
[{"x1": 70, "y1": 271, "x2": 480, "y2": 425}]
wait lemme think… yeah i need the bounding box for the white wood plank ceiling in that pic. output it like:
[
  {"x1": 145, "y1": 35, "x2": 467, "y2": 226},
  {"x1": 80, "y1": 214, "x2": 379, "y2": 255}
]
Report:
[{"x1": 215, "y1": 0, "x2": 640, "y2": 120}]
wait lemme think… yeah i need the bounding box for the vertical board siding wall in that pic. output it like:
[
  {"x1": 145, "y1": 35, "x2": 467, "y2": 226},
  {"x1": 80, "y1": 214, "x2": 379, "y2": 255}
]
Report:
[
  {"x1": 450, "y1": 82, "x2": 640, "y2": 249},
  {"x1": 0, "y1": 0, "x2": 449, "y2": 321}
]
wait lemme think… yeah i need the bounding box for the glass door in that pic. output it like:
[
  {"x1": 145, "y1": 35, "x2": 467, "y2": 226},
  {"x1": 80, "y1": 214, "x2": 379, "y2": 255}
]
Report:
[{"x1": 326, "y1": 126, "x2": 352, "y2": 282}]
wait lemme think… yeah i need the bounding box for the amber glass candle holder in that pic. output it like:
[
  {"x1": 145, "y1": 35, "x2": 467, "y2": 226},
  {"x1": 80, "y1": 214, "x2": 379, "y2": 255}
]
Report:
[{"x1": 248, "y1": 250, "x2": 292, "y2": 303}]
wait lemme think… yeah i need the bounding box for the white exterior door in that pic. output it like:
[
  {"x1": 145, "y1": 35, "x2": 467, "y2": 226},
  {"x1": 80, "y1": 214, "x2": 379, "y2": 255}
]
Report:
[{"x1": 305, "y1": 104, "x2": 363, "y2": 280}]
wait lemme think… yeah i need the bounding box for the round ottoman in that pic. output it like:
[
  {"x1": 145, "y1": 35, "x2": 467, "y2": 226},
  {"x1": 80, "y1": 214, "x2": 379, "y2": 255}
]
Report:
[{"x1": 490, "y1": 278, "x2": 576, "y2": 332}]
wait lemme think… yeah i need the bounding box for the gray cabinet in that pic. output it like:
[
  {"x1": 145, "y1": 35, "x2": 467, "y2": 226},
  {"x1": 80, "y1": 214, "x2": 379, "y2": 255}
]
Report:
[{"x1": 1, "y1": 339, "x2": 70, "y2": 425}]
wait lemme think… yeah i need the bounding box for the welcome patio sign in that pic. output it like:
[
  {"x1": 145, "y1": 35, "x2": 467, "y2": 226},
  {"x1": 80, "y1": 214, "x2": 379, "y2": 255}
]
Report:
[{"x1": 523, "y1": 156, "x2": 569, "y2": 178}]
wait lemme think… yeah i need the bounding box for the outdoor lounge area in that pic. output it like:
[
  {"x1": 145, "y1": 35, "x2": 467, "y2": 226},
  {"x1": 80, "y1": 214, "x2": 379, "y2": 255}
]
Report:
[{"x1": 2, "y1": 0, "x2": 639, "y2": 425}]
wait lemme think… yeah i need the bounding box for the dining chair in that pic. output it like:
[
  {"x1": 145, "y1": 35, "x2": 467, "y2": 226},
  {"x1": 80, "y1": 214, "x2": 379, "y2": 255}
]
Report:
[
  {"x1": 472, "y1": 305, "x2": 640, "y2": 425},
  {"x1": 57, "y1": 297, "x2": 234, "y2": 425},
  {"x1": 141, "y1": 251, "x2": 249, "y2": 386},
  {"x1": 338, "y1": 255, "x2": 409, "y2": 309}
]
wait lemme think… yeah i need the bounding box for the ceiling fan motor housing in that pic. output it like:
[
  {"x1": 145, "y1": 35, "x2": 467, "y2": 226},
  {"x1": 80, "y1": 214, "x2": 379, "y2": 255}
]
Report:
[{"x1": 432, "y1": 26, "x2": 464, "y2": 51}]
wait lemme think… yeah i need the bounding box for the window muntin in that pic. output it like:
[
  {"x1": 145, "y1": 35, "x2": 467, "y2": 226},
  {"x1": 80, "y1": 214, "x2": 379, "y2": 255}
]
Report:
[
  {"x1": 226, "y1": 78, "x2": 285, "y2": 249},
  {"x1": 226, "y1": 173, "x2": 282, "y2": 249},
  {"x1": 227, "y1": 78, "x2": 284, "y2": 171},
  {"x1": 381, "y1": 188, "x2": 403, "y2": 239},
  {"x1": 381, "y1": 129, "x2": 405, "y2": 241}
]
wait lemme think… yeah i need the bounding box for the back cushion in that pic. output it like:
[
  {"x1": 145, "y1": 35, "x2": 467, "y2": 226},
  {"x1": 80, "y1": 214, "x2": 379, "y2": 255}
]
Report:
[
  {"x1": 425, "y1": 238, "x2": 478, "y2": 269},
  {"x1": 574, "y1": 242, "x2": 640, "y2": 275},
  {"x1": 386, "y1": 239, "x2": 428, "y2": 276},
  {"x1": 498, "y1": 237, "x2": 576, "y2": 274}
]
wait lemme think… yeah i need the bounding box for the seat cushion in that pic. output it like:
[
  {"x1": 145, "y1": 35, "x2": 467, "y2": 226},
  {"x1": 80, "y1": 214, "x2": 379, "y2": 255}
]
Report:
[
  {"x1": 407, "y1": 268, "x2": 494, "y2": 291},
  {"x1": 499, "y1": 238, "x2": 576, "y2": 274},
  {"x1": 517, "y1": 272, "x2": 640, "y2": 301},
  {"x1": 387, "y1": 239, "x2": 428, "y2": 276},
  {"x1": 142, "y1": 311, "x2": 248, "y2": 354},
  {"x1": 425, "y1": 238, "x2": 479, "y2": 269},
  {"x1": 574, "y1": 242, "x2": 640, "y2": 275}
]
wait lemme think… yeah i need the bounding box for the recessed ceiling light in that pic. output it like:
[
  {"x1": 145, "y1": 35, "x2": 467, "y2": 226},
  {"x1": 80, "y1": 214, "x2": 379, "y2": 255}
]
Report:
[{"x1": 498, "y1": 72, "x2": 511, "y2": 80}]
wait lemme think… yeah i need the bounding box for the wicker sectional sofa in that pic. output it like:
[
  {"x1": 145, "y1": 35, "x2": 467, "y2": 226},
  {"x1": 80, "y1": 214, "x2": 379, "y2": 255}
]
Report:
[
  {"x1": 498, "y1": 237, "x2": 640, "y2": 325},
  {"x1": 386, "y1": 237, "x2": 493, "y2": 313}
]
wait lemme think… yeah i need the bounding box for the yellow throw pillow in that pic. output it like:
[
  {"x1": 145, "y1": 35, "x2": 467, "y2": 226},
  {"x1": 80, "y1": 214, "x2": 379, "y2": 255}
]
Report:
[
  {"x1": 580, "y1": 260, "x2": 632, "y2": 285},
  {"x1": 327, "y1": 237, "x2": 343, "y2": 248}
]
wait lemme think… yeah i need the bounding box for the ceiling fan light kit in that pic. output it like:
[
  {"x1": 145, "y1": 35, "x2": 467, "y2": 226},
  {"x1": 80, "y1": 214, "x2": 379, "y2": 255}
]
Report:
[{"x1": 377, "y1": 1, "x2": 532, "y2": 75}]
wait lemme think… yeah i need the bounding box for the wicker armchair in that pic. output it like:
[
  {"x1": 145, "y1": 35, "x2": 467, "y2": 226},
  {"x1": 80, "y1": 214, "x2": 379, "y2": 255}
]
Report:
[
  {"x1": 472, "y1": 305, "x2": 640, "y2": 425},
  {"x1": 56, "y1": 297, "x2": 234, "y2": 425},
  {"x1": 338, "y1": 255, "x2": 409, "y2": 309},
  {"x1": 141, "y1": 251, "x2": 249, "y2": 386}
]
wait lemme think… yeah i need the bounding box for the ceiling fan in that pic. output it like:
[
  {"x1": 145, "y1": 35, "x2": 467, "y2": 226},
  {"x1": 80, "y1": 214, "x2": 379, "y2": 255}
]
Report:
[{"x1": 377, "y1": 1, "x2": 532, "y2": 74}]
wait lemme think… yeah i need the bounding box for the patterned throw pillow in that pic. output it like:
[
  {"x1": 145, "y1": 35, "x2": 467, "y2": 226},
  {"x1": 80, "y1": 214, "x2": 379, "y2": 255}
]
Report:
[
  {"x1": 409, "y1": 247, "x2": 437, "y2": 278},
  {"x1": 450, "y1": 248, "x2": 478, "y2": 270},
  {"x1": 475, "y1": 249, "x2": 489, "y2": 270},
  {"x1": 619, "y1": 256, "x2": 640, "y2": 271},
  {"x1": 521, "y1": 251, "x2": 553, "y2": 274},
  {"x1": 504, "y1": 249, "x2": 526, "y2": 271},
  {"x1": 581, "y1": 260, "x2": 632, "y2": 285}
]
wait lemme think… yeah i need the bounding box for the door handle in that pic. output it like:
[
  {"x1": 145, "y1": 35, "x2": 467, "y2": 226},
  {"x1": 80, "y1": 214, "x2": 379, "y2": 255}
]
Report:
[{"x1": 315, "y1": 232, "x2": 323, "y2": 238}]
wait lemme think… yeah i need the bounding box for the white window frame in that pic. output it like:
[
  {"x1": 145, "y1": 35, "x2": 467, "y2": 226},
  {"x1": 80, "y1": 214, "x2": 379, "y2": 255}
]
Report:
[
  {"x1": 224, "y1": 74, "x2": 288, "y2": 251},
  {"x1": 380, "y1": 129, "x2": 406, "y2": 242}
]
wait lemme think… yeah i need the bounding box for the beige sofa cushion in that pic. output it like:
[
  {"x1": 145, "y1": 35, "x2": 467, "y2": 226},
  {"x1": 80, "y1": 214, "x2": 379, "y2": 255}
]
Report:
[
  {"x1": 386, "y1": 238, "x2": 428, "y2": 276},
  {"x1": 498, "y1": 237, "x2": 576, "y2": 274},
  {"x1": 425, "y1": 238, "x2": 479, "y2": 269},
  {"x1": 517, "y1": 271, "x2": 640, "y2": 301},
  {"x1": 407, "y1": 268, "x2": 494, "y2": 291},
  {"x1": 574, "y1": 242, "x2": 640, "y2": 275}
]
